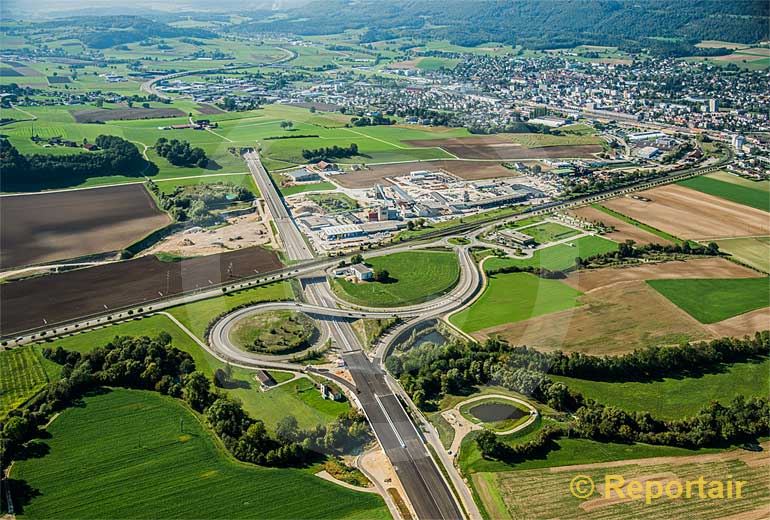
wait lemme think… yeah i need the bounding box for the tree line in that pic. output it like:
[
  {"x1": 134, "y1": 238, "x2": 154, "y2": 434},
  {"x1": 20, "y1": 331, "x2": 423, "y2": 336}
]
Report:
[
  {"x1": 0, "y1": 136, "x2": 149, "y2": 191},
  {"x1": 1, "y1": 335, "x2": 372, "y2": 473}
]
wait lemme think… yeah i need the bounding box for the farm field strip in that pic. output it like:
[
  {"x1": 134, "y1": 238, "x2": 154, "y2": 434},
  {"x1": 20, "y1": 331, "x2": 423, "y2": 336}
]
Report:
[
  {"x1": 678, "y1": 175, "x2": 770, "y2": 212},
  {"x1": 0, "y1": 347, "x2": 49, "y2": 419},
  {"x1": 713, "y1": 236, "x2": 770, "y2": 273},
  {"x1": 10, "y1": 389, "x2": 388, "y2": 520}
]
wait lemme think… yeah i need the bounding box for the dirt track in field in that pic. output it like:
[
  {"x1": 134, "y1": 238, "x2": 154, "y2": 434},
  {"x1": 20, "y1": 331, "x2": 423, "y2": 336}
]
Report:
[
  {"x1": 571, "y1": 206, "x2": 673, "y2": 245},
  {"x1": 603, "y1": 184, "x2": 770, "y2": 240},
  {"x1": 333, "y1": 160, "x2": 519, "y2": 188},
  {"x1": 405, "y1": 136, "x2": 602, "y2": 160},
  {"x1": 0, "y1": 246, "x2": 282, "y2": 335},
  {"x1": 564, "y1": 257, "x2": 762, "y2": 292},
  {"x1": 1, "y1": 184, "x2": 171, "y2": 269},
  {"x1": 71, "y1": 107, "x2": 185, "y2": 123},
  {"x1": 474, "y1": 259, "x2": 767, "y2": 354}
]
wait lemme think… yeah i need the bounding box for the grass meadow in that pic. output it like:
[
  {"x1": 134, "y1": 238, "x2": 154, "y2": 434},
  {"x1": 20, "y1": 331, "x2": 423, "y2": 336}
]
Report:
[
  {"x1": 483, "y1": 235, "x2": 618, "y2": 273},
  {"x1": 331, "y1": 250, "x2": 460, "y2": 307},
  {"x1": 647, "y1": 277, "x2": 770, "y2": 323},
  {"x1": 714, "y1": 236, "x2": 770, "y2": 273},
  {"x1": 9, "y1": 388, "x2": 388, "y2": 520},
  {"x1": 449, "y1": 272, "x2": 582, "y2": 333}
]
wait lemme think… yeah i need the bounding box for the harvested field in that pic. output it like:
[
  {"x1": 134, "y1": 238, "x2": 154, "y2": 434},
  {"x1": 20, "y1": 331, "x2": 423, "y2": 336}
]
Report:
[
  {"x1": 475, "y1": 259, "x2": 766, "y2": 354},
  {"x1": 333, "y1": 160, "x2": 518, "y2": 188},
  {"x1": 47, "y1": 75, "x2": 71, "y2": 84},
  {"x1": 571, "y1": 206, "x2": 671, "y2": 245},
  {"x1": 0, "y1": 246, "x2": 282, "y2": 335},
  {"x1": 71, "y1": 107, "x2": 185, "y2": 123},
  {"x1": 475, "y1": 280, "x2": 711, "y2": 355},
  {"x1": 715, "y1": 236, "x2": 770, "y2": 273},
  {"x1": 405, "y1": 136, "x2": 602, "y2": 160},
  {"x1": 196, "y1": 103, "x2": 224, "y2": 115},
  {"x1": 707, "y1": 307, "x2": 770, "y2": 338},
  {"x1": 563, "y1": 257, "x2": 761, "y2": 293},
  {"x1": 603, "y1": 184, "x2": 770, "y2": 240},
  {"x1": 0, "y1": 184, "x2": 171, "y2": 269}
]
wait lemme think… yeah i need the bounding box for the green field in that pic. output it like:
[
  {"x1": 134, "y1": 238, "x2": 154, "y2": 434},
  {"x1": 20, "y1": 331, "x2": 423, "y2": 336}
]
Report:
[
  {"x1": 552, "y1": 358, "x2": 770, "y2": 420},
  {"x1": 450, "y1": 272, "x2": 582, "y2": 333},
  {"x1": 0, "y1": 348, "x2": 52, "y2": 419},
  {"x1": 647, "y1": 277, "x2": 770, "y2": 323},
  {"x1": 519, "y1": 222, "x2": 581, "y2": 244},
  {"x1": 168, "y1": 282, "x2": 294, "y2": 340},
  {"x1": 154, "y1": 173, "x2": 258, "y2": 196},
  {"x1": 678, "y1": 175, "x2": 770, "y2": 212},
  {"x1": 484, "y1": 235, "x2": 618, "y2": 273},
  {"x1": 707, "y1": 170, "x2": 770, "y2": 192},
  {"x1": 331, "y1": 250, "x2": 460, "y2": 307},
  {"x1": 279, "y1": 180, "x2": 336, "y2": 196},
  {"x1": 10, "y1": 388, "x2": 388, "y2": 520},
  {"x1": 229, "y1": 310, "x2": 316, "y2": 354},
  {"x1": 714, "y1": 236, "x2": 770, "y2": 273}
]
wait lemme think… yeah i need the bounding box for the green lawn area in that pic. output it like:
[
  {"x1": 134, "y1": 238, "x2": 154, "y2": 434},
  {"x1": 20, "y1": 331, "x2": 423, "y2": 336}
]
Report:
[
  {"x1": 331, "y1": 250, "x2": 460, "y2": 307},
  {"x1": 552, "y1": 358, "x2": 770, "y2": 421},
  {"x1": 715, "y1": 236, "x2": 770, "y2": 273},
  {"x1": 647, "y1": 277, "x2": 770, "y2": 324},
  {"x1": 10, "y1": 388, "x2": 388, "y2": 520},
  {"x1": 449, "y1": 272, "x2": 582, "y2": 333},
  {"x1": 279, "y1": 181, "x2": 336, "y2": 196},
  {"x1": 678, "y1": 175, "x2": 770, "y2": 212},
  {"x1": 167, "y1": 282, "x2": 294, "y2": 340},
  {"x1": 416, "y1": 57, "x2": 460, "y2": 70},
  {"x1": 0, "y1": 348, "x2": 52, "y2": 420},
  {"x1": 483, "y1": 235, "x2": 618, "y2": 273},
  {"x1": 519, "y1": 222, "x2": 581, "y2": 244}
]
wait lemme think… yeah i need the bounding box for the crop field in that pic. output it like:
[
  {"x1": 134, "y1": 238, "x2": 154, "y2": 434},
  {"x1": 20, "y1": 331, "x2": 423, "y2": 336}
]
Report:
[
  {"x1": 647, "y1": 277, "x2": 770, "y2": 324},
  {"x1": 551, "y1": 358, "x2": 770, "y2": 420},
  {"x1": 707, "y1": 170, "x2": 770, "y2": 192},
  {"x1": 571, "y1": 206, "x2": 674, "y2": 245},
  {"x1": 449, "y1": 272, "x2": 582, "y2": 333},
  {"x1": 678, "y1": 175, "x2": 770, "y2": 212},
  {"x1": 70, "y1": 107, "x2": 186, "y2": 123},
  {"x1": 521, "y1": 222, "x2": 581, "y2": 244},
  {"x1": 602, "y1": 185, "x2": 770, "y2": 240},
  {"x1": 331, "y1": 250, "x2": 460, "y2": 307},
  {"x1": 714, "y1": 236, "x2": 770, "y2": 273},
  {"x1": 484, "y1": 235, "x2": 618, "y2": 273},
  {"x1": 474, "y1": 445, "x2": 770, "y2": 520},
  {"x1": 478, "y1": 259, "x2": 763, "y2": 354},
  {"x1": 0, "y1": 347, "x2": 50, "y2": 419},
  {"x1": 1, "y1": 247, "x2": 283, "y2": 335},
  {"x1": 404, "y1": 135, "x2": 603, "y2": 160},
  {"x1": 9, "y1": 389, "x2": 388, "y2": 520},
  {"x1": 0, "y1": 184, "x2": 171, "y2": 268}
]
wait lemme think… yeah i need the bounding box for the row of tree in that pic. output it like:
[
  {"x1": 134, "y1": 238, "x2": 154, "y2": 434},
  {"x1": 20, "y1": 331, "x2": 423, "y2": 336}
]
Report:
[{"x1": 301, "y1": 143, "x2": 359, "y2": 162}]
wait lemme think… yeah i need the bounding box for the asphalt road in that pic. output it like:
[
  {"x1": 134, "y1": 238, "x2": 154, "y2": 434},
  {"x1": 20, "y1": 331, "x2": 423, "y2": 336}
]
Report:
[
  {"x1": 301, "y1": 277, "x2": 465, "y2": 520},
  {"x1": 244, "y1": 151, "x2": 315, "y2": 261}
]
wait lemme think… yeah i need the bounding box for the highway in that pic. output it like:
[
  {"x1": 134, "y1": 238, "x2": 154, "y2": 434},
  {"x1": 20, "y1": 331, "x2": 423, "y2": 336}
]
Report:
[{"x1": 244, "y1": 150, "x2": 315, "y2": 261}]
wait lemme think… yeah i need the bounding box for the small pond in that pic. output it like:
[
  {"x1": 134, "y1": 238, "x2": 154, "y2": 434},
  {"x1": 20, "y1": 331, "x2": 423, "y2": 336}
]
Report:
[
  {"x1": 413, "y1": 330, "x2": 448, "y2": 348},
  {"x1": 469, "y1": 402, "x2": 526, "y2": 423}
]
